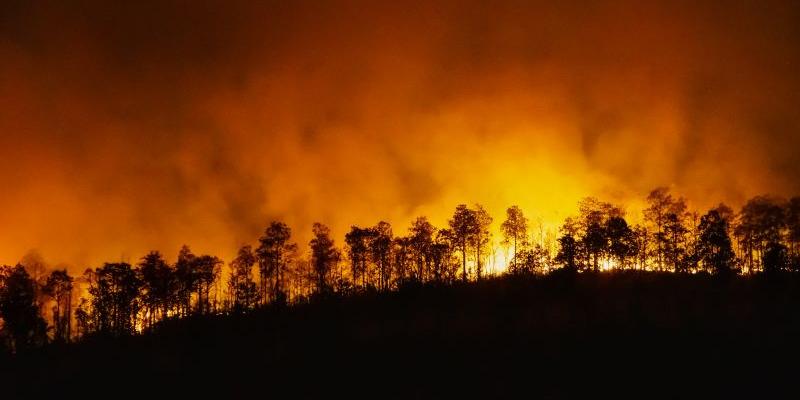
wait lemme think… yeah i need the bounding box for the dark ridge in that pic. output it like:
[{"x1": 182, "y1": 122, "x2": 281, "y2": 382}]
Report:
[{"x1": 3, "y1": 271, "x2": 799, "y2": 398}]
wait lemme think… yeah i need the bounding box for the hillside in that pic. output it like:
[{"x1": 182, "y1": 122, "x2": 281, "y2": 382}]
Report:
[{"x1": 3, "y1": 271, "x2": 800, "y2": 398}]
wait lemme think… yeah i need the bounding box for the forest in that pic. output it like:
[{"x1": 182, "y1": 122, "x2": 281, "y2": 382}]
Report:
[
  {"x1": 4, "y1": 0, "x2": 800, "y2": 396},
  {"x1": 2, "y1": 187, "x2": 800, "y2": 396},
  {"x1": 2, "y1": 187, "x2": 800, "y2": 351}
]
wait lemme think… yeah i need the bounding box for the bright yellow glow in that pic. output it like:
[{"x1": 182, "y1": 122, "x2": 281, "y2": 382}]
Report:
[
  {"x1": 0, "y1": 1, "x2": 795, "y2": 276},
  {"x1": 599, "y1": 259, "x2": 618, "y2": 272},
  {"x1": 488, "y1": 245, "x2": 511, "y2": 275}
]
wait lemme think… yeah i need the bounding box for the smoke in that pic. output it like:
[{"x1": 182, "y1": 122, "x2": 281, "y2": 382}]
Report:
[{"x1": 1, "y1": 0, "x2": 799, "y2": 268}]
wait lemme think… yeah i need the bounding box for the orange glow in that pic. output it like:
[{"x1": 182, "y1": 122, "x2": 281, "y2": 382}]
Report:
[{"x1": 1, "y1": 1, "x2": 799, "y2": 272}]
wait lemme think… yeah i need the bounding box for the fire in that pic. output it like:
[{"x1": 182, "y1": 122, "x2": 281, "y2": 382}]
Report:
[
  {"x1": 488, "y1": 245, "x2": 511, "y2": 275},
  {"x1": 0, "y1": 1, "x2": 799, "y2": 271},
  {"x1": 599, "y1": 259, "x2": 617, "y2": 272}
]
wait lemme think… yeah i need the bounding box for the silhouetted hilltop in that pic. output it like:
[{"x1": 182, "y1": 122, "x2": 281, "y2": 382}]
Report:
[{"x1": 3, "y1": 271, "x2": 799, "y2": 398}]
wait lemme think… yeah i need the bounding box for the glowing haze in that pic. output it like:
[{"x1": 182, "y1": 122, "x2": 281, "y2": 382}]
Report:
[{"x1": 1, "y1": 1, "x2": 799, "y2": 269}]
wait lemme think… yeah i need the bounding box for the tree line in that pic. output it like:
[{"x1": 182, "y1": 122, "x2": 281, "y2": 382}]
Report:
[{"x1": 1, "y1": 187, "x2": 799, "y2": 353}]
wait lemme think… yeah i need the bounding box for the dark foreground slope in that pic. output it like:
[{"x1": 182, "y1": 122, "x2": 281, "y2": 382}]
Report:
[{"x1": 3, "y1": 271, "x2": 800, "y2": 398}]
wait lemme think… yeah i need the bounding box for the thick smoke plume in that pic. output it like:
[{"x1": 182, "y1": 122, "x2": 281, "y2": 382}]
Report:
[{"x1": 1, "y1": 0, "x2": 799, "y2": 268}]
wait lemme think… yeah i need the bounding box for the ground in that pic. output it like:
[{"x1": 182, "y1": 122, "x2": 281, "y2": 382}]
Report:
[{"x1": 3, "y1": 271, "x2": 799, "y2": 398}]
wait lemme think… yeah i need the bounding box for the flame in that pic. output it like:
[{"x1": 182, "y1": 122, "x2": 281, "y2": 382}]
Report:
[{"x1": 1, "y1": 1, "x2": 799, "y2": 270}]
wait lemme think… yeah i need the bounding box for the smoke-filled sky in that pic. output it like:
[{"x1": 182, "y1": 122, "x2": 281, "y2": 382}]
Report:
[{"x1": 1, "y1": 0, "x2": 799, "y2": 269}]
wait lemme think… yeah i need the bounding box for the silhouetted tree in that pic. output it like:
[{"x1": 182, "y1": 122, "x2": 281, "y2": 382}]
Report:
[
  {"x1": 471, "y1": 204, "x2": 493, "y2": 280},
  {"x1": 138, "y1": 251, "x2": 174, "y2": 327},
  {"x1": 257, "y1": 222, "x2": 297, "y2": 304},
  {"x1": 512, "y1": 244, "x2": 549, "y2": 274},
  {"x1": 645, "y1": 188, "x2": 674, "y2": 271},
  {"x1": 88, "y1": 262, "x2": 141, "y2": 336},
  {"x1": 502, "y1": 205, "x2": 528, "y2": 273},
  {"x1": 763, "y1": 241, "x2": 789, "y2": 275},
  {"x1": 449, "y1": 204, "x2": 478, "y2": 281},
  {"x1": 576, "y1": 198, "x2": 624, "y2": 271},
  {"x1": 194, "y1": 255, "x2": 222, "y2": 314},
  {"x1": 74, "y1": 297, "x2": 90, "y2": 339},
  {"x1": 686, "y1": 210, "x2": 702, "y2": 271},
  {"x1": 43, "y1": 269, "x2": 73, "y2": 342},
  {"x1": 605, "y1": 216, "x2": 637, "y2": 269},
  {"x1": 345, "y1": 226, "x2": 374, "y2": 290},
  {"x1": 174, "y1": 245, "x2": 200, "y2": 317},
  {"x1": 408, "y1": 217, "x2": 434, "y2": 283},
  {"x1": 697, "y1": 205, "x2": 736, "y2": 275},
  {"x1": 310, "y1": 223, "x2": 340, "y2": 294},
  {"x1": 392, "y1": 236, "x2": 413, "y2": 285},
  {"x1": 19, "y1": 251, "x2": 48, "y2": 313},
  {"x1": 735, "y1": 196, "x2": 785, "y2": 273},
  {"x1": 0, "y1": 265, "x2": 48, "y2": 352},
  {"x1": 555, "y1": 234, "x2": 579, "y2": 272},
  {"x1": 641, "y1": 189, "x2": 692, "y2": 272},
  {"x1": 370, "y1": 221, "x2": 393, "y2": 290},
  {"x1": 664, "y1": 198, "x2": 690, "y2": 272},
  {"x1": 583, "y1": 220, "x2": 606, "y2": 272},
  {"x1": 633, "y1": 225, "x2": 649, "y2": 270},
  {"x1": 429, "y1": 229, "x2": 454, "y2": 283},
  {"x1": 229, "y1": 245, "x2": 258, "y2": 311}
]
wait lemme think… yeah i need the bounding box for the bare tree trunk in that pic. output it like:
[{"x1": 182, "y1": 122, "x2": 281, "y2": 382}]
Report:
[{"x1": 461, "y1": 245, "x2": 468, "y2": 282}]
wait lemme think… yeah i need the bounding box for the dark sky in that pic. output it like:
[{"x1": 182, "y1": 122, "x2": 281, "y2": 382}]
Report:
[{"x1": 1, "y1": 0, "x2": 799, "y2": 268}]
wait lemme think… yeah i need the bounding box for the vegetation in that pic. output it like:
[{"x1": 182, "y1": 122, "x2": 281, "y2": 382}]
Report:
[
  {"x1": 3, "y1": 272, "x2": 800, "y2": 397},
  {"x1": 3, "y1": 188, "x2": 800, "y2": 351},
  {"x1": 2, "y1": 187, "x2": 800, "y2": 394}
]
